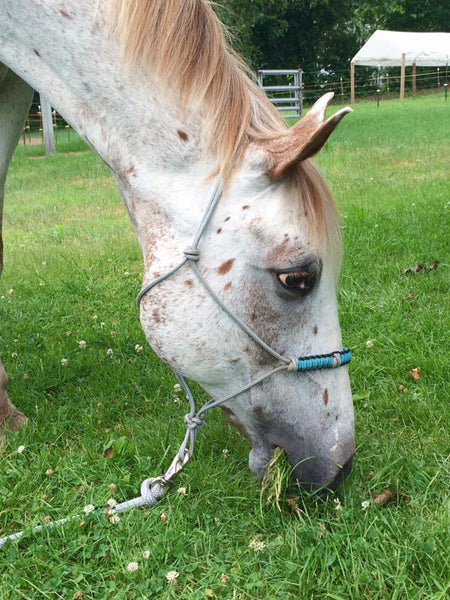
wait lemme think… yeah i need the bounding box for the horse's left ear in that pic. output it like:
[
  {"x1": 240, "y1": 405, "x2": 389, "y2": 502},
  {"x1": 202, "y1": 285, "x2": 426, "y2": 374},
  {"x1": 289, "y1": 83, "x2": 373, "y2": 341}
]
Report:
[{"x1": 264, "y1": 92, "x2": 352, "y2": 180}]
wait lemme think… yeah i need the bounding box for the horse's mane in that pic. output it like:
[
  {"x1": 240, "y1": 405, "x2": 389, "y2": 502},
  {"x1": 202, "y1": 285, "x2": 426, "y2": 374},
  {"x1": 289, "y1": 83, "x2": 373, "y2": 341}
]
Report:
[
  {"x1": 110, "y1": 0, "x2": 285, "y2": 174},
  {"x1": 110, "y1": 0, "x2": 341, "y2": 249}
]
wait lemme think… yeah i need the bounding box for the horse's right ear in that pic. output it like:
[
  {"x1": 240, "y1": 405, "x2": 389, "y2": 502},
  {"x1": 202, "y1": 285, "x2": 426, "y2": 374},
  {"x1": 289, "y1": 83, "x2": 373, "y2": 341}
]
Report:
[{"x1": 261, "y1": 93, "x2": 352, "y2": 180}]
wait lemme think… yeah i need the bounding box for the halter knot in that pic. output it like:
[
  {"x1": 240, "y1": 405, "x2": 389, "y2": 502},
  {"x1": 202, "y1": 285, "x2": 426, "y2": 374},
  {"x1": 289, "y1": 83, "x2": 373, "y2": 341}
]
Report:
[
  {"x1": 184, "y1": 413, "x2": 205, "y2": 430},
  {"x1": 184, "y1": 247, "x2": 200, "y2": 262},
  {"x1": 286, "y1": 357, "x2": 298, "y2": 372}
]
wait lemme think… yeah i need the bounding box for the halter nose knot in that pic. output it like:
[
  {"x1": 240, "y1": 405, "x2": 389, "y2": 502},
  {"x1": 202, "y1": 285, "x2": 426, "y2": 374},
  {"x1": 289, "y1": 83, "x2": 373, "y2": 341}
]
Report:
[
  {"x1": 184, "y1": 413, "x2": 205, "y2": 429},
  {"x1": 184, "y1": 247, "x2": 200, "y2": 262},
  {"x1": 286, "y1": 357, "x2": 298, "y2": 372}
]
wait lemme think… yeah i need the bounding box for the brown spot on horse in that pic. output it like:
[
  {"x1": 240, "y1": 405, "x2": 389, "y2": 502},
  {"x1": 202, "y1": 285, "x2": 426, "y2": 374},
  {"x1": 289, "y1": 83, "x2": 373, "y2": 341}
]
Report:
[
  {"x1": 217, "y1": 258, "x2": 235, "y2": 275},
  {"x1": 177, "y1": 130, "x2": 188, "y2": 141}
]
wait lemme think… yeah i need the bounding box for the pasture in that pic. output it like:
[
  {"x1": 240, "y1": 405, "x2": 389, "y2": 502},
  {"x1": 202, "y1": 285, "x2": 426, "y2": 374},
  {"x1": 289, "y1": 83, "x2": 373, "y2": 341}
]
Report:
[{"x1": 0, "y1": 93, "x2": 449, "y2": 599}]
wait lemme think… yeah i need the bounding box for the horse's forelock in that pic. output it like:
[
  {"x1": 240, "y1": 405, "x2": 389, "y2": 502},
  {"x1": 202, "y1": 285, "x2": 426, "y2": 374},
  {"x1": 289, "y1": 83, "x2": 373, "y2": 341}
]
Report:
[{"x1": 285, "y1": 161, "x2": 343, "y2": 259}]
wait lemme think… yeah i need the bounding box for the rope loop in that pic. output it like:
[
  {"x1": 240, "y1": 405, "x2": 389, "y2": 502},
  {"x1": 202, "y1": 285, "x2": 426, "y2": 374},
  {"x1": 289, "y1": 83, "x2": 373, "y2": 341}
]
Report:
[
  {"x1": 184, "y1": 247, "x2": 200, "y2": 262},
  {"x1": 184, "y1": 413, "x2": 205, "y2": 429}
]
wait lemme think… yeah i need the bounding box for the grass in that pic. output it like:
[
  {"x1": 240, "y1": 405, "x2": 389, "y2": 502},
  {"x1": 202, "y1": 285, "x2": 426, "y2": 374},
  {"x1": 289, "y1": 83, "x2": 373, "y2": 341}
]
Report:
[{"x1": 0, "y1": 92, "x2": 449, "y2": 599}]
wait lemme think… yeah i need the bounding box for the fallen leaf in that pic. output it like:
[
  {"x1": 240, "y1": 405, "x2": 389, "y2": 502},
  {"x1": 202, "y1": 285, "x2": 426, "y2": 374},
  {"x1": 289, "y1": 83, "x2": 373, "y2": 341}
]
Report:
[
  {"x1": 430, "y1": 260, "x2": 439, "y2": 270},
  {"x1": 405, "y1": 294, "x2": 415, "y2": 301},
  {"x1": 103, "y1": 446, "x2": 114, "y2": 458},
  {"x1": 410, "y1": 368, "x2": 420, "y2": 380},
  {"x1": 372, "y1": 489, "x2": 394, "y2": 505},
  {"x1": 372, "y1": 489, "x2": 410, "y2": 505}
]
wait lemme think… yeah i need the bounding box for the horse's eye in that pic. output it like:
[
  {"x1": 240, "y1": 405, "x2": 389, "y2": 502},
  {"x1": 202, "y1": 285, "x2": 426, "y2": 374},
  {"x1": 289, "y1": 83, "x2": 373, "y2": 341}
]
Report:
[{"x1": 278, "y1": 270, "x2": 312, "y2": 293}]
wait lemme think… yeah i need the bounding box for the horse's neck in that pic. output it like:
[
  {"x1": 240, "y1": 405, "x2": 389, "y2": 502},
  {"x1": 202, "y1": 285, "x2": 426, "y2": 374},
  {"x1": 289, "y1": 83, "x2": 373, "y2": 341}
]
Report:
[{"x1": 0, "y1": 1, "x2": 210, "y2": 239}]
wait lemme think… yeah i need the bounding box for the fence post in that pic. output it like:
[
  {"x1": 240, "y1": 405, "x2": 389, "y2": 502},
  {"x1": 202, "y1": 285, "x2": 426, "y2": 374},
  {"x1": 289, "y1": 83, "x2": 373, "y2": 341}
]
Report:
[
  {"x1": 412, "y1": 61, "x2": 417, "y2": 96},
  {"x1": 400, "y1": 53, "x2": 406, "y2": 100},
  {"x1": 40, "y1": 96, "x2": 55, "y2": 155},
  {"x1": 350, "y1": 62, "x2": 355, "y2": 103},
  {"x1": 298, "y1": 69, "x2": 303, "y2": 116}
]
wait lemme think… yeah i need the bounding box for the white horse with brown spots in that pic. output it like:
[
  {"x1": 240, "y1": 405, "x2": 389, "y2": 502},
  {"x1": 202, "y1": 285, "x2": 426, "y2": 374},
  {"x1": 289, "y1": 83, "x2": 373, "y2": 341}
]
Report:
[{"x1": 0, "y1": 0, "x2": 354, "y2": 489}]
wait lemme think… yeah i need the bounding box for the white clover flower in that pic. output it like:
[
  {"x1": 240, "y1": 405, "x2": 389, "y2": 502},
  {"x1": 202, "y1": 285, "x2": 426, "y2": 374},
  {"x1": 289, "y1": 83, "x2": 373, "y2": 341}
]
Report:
[
  {"x1": 134, "y1": 344, "x2": 143, "y2": 353},
  {"x1": 334, "y1": 498, "x2": 343, "y2": 510},
  {"x1": 78, "y1": 340, "x2": 87, "y2": 349},
  {"x1": 39, "y1": 281, "x2": 45, "y2": 287},
  {"x1": 248, "y1": 537, "x2": 267, "y2": 552},
  {"x1": 106, "y1": 348, "x2": 114, "y2": 356},
  {"x1": 61, "y1": 358, "x2": 68, "y2": 367},
  {"x1": 106, "y1": 498, "x2": 117, "y2": 509},
  {"x1": 142, "y1": 550, "x2": 150, "y2": 559},
  {"x1": 8, "y1": 289, "x2": 14, "y2": 295},
  {"x1": 92, "y1": 315, "x2": 98, "y2": 320},
  {"x1": 177, "y1": 487, "x2": 187, "y2": 496},
  {"x1": 109, "y1": 514, "x2": 121, "y2": 524},
  {"x1": 165, "y1": 570, "x2": 179, "y2": 585},
  {"x1": 366, "y1": 340, "x2": 374, "y2": 348},
  {"x1": 83, "y1": 504, "x2": 95, "y2": 514},
  {"x1": 361, "y1": 500, "x2": 370, "y2": 511},
  {"x1": 11, "y1": 352, "x2": 18, "y2": 359},
  {"x1": 100, "y1": 322, "x2": 106, "y2": 328},
  {"x1": 126, "y1": 561, "x2": 139, "y2": 573},
  {"x1": 173, "y1": 383, "x2": 182, "y2": 393},
  {"x1": 123, "y1": 271, "x2": 130, "y2": 277},
  {"x1": 45, "y1": 469, "x2": 54, "y2": 477},
  {"x1": 17, "y1": 445, "x2": 26, "y2": 454}
]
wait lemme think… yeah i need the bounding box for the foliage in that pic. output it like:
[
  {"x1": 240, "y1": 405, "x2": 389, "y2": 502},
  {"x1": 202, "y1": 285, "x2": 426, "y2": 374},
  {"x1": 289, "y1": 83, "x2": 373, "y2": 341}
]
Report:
[
  {"x1": 217, "y1": 1, "x2": 450, "y2": 79},
  {"x1": 0, "y1": 94, "x2": 449, "y2": 598}
]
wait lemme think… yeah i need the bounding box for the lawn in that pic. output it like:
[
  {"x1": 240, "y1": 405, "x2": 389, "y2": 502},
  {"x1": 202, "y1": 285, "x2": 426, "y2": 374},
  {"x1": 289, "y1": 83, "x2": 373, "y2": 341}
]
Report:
[{"x1": 0, "y1": 92, "x2": 449, "y2": 599}]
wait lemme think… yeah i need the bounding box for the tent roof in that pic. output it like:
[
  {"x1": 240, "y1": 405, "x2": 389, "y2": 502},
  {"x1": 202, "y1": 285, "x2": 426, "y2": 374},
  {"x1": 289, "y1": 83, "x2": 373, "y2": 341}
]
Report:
[{"x1": 352, "y1": 30, "x2": 450, "y2": 67}]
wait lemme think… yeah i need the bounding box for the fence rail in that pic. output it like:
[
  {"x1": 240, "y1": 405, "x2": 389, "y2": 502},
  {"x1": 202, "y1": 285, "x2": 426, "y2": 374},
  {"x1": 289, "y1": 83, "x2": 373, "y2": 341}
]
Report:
[{"x1": 23, "y1": 69, "x2": 448, "y2": 150}]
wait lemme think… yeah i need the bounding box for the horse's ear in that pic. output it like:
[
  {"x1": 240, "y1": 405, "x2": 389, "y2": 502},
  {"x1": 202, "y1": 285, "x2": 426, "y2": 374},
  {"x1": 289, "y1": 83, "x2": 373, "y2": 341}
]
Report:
[{"x1": 264, "y1": 93, "x2": 352, "y2": 180}]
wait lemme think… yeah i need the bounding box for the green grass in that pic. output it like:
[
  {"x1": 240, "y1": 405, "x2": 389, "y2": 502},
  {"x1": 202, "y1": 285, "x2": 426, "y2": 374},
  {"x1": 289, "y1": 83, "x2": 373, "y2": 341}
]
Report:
[{"x1": 0, "y1": 93, "x2": 449, "y2": 599}]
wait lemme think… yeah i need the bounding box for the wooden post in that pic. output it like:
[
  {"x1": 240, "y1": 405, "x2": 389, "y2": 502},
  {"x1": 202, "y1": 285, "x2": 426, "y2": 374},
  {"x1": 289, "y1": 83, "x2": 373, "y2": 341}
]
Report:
[
  {"x1": 400, "y1": 53, "x2": 406, "y2": 100},
  {"x1": 412, "y1": 61, "x2": 417, "y2": 96},
  {"x1": 350, "y1": 62, "x2": 355, "y2": 103},
  {"x1": 40, "y1": 96, "x2": 55, "y2": 155}
]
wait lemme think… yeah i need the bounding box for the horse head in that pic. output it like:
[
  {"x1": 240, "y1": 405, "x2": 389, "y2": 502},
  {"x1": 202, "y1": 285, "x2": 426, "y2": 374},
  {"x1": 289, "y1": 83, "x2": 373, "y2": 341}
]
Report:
[{"x1": 138, "y1": 94, "x2": 354, "y2": 490}]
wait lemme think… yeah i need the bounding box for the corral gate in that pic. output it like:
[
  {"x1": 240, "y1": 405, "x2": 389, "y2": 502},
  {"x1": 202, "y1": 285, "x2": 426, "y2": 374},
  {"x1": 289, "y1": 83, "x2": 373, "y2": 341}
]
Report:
[{"x1": 257, "y1": 69, "x2": 303, "y2": 118}]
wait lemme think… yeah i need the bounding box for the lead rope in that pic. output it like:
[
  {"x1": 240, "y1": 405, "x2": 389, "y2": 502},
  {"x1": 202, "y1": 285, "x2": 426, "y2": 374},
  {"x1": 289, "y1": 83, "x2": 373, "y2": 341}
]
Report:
[{"x1": 0, "y1": 180, "x2": 351, "y2": 550}]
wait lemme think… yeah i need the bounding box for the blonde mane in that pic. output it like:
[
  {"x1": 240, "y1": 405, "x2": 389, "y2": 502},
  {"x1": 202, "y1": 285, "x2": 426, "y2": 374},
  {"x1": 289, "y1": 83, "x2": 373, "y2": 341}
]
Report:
[
  {"x1": 110, "y1": 0, "x2": 340, "y2": 248},
  {"x1": 110, "y1": 0, "x2": 285, "y2": 177}
]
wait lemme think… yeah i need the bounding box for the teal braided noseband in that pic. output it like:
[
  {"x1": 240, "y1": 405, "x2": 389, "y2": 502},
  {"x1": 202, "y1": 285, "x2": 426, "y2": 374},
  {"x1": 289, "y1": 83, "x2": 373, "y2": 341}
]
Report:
[{"x1": 297, "y1": 347, "x2": 352, "y2": 371}]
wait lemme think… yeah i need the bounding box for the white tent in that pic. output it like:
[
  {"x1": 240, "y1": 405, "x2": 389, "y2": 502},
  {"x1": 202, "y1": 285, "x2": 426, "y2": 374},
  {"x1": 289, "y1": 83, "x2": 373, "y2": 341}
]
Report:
[{"x1": 350, "y1": 30, "x2": 450, "y2": 101}]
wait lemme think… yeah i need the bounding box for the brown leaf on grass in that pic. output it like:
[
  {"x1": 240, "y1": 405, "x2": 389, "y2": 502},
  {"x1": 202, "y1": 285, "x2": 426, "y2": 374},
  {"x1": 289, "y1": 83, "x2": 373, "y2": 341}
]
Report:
[
  {"x1": 405, "y1": 294, "x2": 415, "y2": 301},
  {"x1": 402, "y1": 261, "x2": 438, "y2": 274},
  {"x1": 74, "y1": 484, "x2": 87, "y2": 496},
  {"x1": 410, "y1": 368, "x2": 420, "y2": 380},
  {"x1": 103, "y1": 446, "x2": 114, "y2": 458},
  {"x1": 372, "y1": 489, "x2": 410, "y2": 505}
]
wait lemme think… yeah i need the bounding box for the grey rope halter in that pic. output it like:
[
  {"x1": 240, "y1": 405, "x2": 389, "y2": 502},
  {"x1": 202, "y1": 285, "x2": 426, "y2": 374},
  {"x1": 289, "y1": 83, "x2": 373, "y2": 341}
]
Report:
[{"x1": 0, "y1": 179, "x2": 351, "y2": 550}]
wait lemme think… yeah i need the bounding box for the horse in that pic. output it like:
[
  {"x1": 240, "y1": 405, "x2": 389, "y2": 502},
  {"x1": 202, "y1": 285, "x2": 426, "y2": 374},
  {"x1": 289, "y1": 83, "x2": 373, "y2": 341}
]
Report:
[{"x1": 0, "y1": 0, "x2": 354, "y2": 490}]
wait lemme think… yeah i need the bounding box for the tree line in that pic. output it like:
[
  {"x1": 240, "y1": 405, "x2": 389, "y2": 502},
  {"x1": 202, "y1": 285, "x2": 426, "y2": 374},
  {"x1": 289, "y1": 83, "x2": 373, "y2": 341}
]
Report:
[{"x1": 215, "y1": 1, "x2": 450, "y2": 79}]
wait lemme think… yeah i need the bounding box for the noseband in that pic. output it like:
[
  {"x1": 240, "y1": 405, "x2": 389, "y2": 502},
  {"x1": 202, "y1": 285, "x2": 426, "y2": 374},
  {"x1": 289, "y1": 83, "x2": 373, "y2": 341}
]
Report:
[{"x1": 136, "y1": 181, "x2": 351, "y2": 486}]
